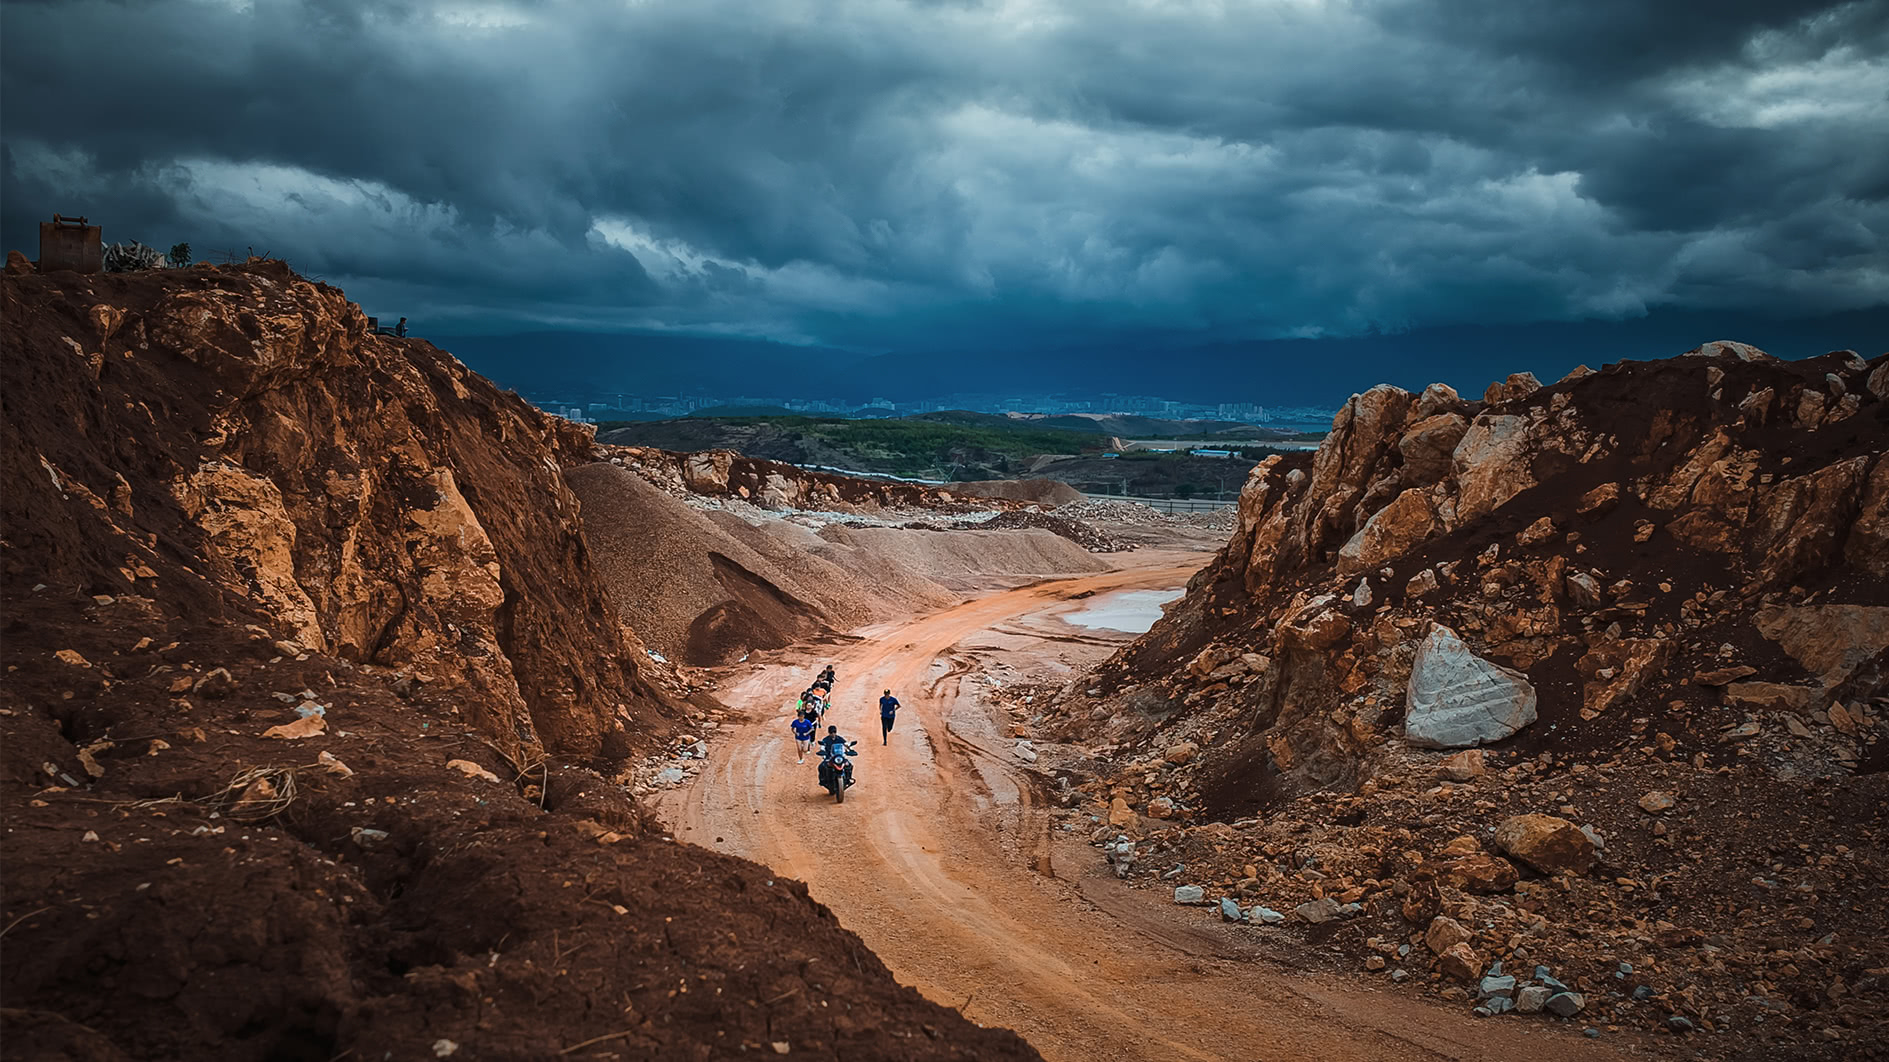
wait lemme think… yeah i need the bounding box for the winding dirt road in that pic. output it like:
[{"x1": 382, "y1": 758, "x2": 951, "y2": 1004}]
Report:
[{"x1": 660, "y1": 554, "x2": 1626, "y2": 1061}]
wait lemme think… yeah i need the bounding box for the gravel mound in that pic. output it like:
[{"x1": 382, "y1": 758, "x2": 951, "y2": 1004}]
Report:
[
  {"x1": 567, "y1": 462, "x2": 829, "y2": 665},
  {"x1": 946, "y1": 478, "x2": 1085, "y2": 505},
  {"x1": 968, "y1": 509, "x2": 1134, "y2": 552}
]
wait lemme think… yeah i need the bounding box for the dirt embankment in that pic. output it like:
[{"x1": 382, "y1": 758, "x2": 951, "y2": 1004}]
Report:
[
  {"x1": 0, "y1": 261, "x2": 1039, "y2": 1062},
  {"x1": 943, "y1": 478, "x2": 1084, "y2": 505},
  {"x1": 567, "y1": 462, "x2": 1108, "y2": 666},
  {"x1": 1047, "y1": 344, "x2": 1889, "y2": 1057},
  {"x1": 608, "y1": 443, "x2": 1025, "y2": 511}
]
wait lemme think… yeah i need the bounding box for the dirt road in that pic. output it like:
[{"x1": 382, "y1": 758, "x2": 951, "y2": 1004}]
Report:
[{"x1": 659, "y1": 553, "x2": 1628, "y2": 1061}]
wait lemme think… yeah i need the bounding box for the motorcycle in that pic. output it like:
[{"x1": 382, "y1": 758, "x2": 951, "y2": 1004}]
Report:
[{"x1": 816, "y1": 741, "x2": 858, "y2": 803}]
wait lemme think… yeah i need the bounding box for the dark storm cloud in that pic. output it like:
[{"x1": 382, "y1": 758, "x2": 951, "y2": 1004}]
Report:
[{"x1": 2, "y1": 0, "x2": 1883, "y2": 345}]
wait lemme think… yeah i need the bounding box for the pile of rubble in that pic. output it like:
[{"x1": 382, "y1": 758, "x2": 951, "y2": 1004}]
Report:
[
  {"x1": 969, "y1": 509, "x2": 1136, "y2": 552},
  {"x1": 1046, "y1": 342, "x2": 1888, "y2": 1057},
  {"x1": 1055, "y1": 499, "x2": 1176, "y2": 525}
]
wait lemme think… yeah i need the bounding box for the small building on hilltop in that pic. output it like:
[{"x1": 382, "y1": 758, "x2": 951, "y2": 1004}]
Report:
[{"x1": 38, "y1": 215, "x2": 101, "y2": 274}]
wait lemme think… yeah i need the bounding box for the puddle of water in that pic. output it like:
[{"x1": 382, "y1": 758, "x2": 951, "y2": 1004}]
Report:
[{"x1": 1062, "y1": 589, "x2": 1184, "y2": 633}]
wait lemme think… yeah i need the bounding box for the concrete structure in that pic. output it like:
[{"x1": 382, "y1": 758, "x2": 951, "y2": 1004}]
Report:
[{"x1": 38, "y1": 215, "x2": 101, "y2": 274}]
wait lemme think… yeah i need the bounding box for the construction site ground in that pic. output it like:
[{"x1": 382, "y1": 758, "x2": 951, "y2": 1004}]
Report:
[{"x1": 657, "y1": 548, "x2": 1639, "y2": 1062}]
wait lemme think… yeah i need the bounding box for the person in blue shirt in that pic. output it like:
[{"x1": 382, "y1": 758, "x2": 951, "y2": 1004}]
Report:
[
  {"x1": 790, "y1": 712, "x2": 818, "y2": 763},
  {"x1": 878, "y1": 689, "x2": 900, "y2": 744}
]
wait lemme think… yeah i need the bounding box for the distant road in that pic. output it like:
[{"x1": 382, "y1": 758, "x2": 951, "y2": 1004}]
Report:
[{"x1": 1119, "y1": 438, "x2": 1321, "y2": 451}]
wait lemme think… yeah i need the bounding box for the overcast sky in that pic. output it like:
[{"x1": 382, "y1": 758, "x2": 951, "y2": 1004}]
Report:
[{"x1": 4, "y1": 0, "x2": 1885, "y2": 374}]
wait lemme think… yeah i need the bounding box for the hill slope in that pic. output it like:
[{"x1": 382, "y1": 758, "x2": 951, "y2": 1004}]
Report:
[
  {"x1": 1044, "y1": 343, "x2": 1889, "y2": 1055},
  {"x1": 0, "y1": 260, "x2": 1039, "y2": 1061}
]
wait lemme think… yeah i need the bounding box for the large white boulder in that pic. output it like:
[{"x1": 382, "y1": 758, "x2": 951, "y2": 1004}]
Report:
[{"x1": 1404, "y1": 623, "x2": 1537, "y2": 748}]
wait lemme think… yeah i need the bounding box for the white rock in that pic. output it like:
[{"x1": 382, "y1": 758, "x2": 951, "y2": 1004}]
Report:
[
  {"x1": 1173, "y1": 885, "x2": 1205, "y2": 904},
  {"x1": 1404, "y1": 623, "x2": 1537, "y2": 748}
]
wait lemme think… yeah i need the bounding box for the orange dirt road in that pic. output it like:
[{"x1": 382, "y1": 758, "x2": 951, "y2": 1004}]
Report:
[{"x1": 659, "y1": 555, "x2": 1629, "y2": 1062}]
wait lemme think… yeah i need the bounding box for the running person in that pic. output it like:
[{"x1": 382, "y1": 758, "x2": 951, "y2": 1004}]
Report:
[
  {"x1": 790, "y1": 712, "x2": 817, "y2": 763},
  {"x1": 878, "y1": 689, "x2": 900, "y2": 744}
]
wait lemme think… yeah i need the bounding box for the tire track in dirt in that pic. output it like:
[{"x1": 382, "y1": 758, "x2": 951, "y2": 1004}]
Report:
[{"x1": 658, "y1": 559, "x2": 1631, "y2": 1062}]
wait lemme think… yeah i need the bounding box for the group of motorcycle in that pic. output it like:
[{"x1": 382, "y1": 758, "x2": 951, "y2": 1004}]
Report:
[{"x1": 795, "y1": 665, "x2": 858, "y2": 803}]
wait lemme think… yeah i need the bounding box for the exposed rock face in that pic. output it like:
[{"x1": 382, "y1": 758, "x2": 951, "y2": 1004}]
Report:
[
  {"x1": 2, "y1": 260, "x2": 662, "y2": 763},
  {"x1": 0, "y1": 263, "x2": 1040, "y2": 1062},
  {"x1": 1078, "y1": 341, "x2": 1886, "y2": 805},
  {"x1": 1403, "y1": 624, "x2": 1538, "y2": 748},
  {"x1": 1337, "y1": 488, "x2": 1438, "y2": 576},
  {"x1": 613, "y1": 444, "x2": 1020, "y2": 512}
]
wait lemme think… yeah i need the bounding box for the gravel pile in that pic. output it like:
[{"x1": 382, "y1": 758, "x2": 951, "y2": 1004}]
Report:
[{"x1": 968, "y1": 509, "x2": 1135, "y2": 553}]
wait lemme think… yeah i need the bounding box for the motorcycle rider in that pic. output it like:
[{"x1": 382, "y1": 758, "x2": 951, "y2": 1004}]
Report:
[
  {"x1": 817, "y1": 725, "x2": 854, "y2": 791},
  {"x1": 878, "y1": 689, "x2": 900, "y2": 744}
]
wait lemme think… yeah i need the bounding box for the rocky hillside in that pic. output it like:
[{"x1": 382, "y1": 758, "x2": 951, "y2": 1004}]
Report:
[
  {"x1": 565, "y1": 461, "x2": 1104, "y2": 666},
  {"x1": 1048, "y1": 343, "x2": 1888, "y2": 1056},
  {"x1": 609, "y1": 443, "x2": 1016, "y2": 510},
  {"x1": 0, "y1": 260, "x2": 1039, "y2": 1061}
]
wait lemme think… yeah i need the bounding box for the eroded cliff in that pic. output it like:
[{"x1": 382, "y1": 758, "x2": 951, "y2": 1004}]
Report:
[{"x1": 0, "y1": 261, "x2": 1038, "y2": 1061}]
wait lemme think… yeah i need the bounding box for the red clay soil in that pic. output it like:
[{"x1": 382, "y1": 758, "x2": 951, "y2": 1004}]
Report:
[{"x1": 0, "y1": 261, "x2": 1038, "y2": 1061}]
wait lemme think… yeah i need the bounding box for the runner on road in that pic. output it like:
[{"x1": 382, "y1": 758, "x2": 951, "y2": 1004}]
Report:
[
  {"x1": 878, "y1": 689, "x2": 900, "y2": 744},
  {"x1": 790, "y1": 712, "x2": 818, "y2": 763}
]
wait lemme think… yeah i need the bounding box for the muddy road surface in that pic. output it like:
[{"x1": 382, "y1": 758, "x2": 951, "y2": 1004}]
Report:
[{"x1": 659, "y1": 551, "x2": 1625, "y2": 1061}]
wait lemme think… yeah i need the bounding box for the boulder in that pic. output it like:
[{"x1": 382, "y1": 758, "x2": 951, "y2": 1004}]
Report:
[
  {"x1": 1337, "y1": 488, "x2": 1438, "y2": 575},
  {"x1": 1494, "y1": 814, "x2": 1596, "y2": 876},
  {"x1": 1692, "y1": 665, "x2": 1756, "y2": 686},
  {"x1": 1280, "y1": 598, "x2": 1351, "y2": 651},
  {"x1": 1173, "y1": 885, "x2": 1206, "y2": 904},
  {"x1": 1416, "y1": 382, "x2": 1465, "y2": 418},
  {"x1": 1108, "y1": 797, "x2": 1136, "y2": 828},
  {"x1": 1437, "y1": 942, "x2": 1481, "y2": 983},
  {"x1": 1638, "y1": 791, "x2": 1676, "y2": 814},
  {"x1": 1575, "y1": 637, "x2": 1673, "y2": 717},
  {"x1": 1440, "y1": 854, "x2": 1520, "y2": 894},
  {"x1": 1545, "y1": 991, "x2": 1586, "y2": 1017},
  {"x1": 1294, "y1": 898, "x2": 1342, "y2": 924},
  {"x1": 1480, "y1": 973, "x2": 1518, "y2": 999},
  {"x1": 1754, "y1": 604, "x2": 1889, "y2": 685},
  {"x1": 1687, "y1": 340, "x2": 1773, "y2": 362},
  {"x1": 1403, "y1": 624, "x2": 1538, "y2": 748},
  {"x1": 1250, "y1": 906, "x2": 1286, "y2": 925},
  {"x1": 1438, "y1": 749, "x2": 1487, "y2": 781},
  {"x1": 1515, "y1": 985, "x2": 1550, "y2": 1013},
  {"x1": 1722, "y1": 682, "x2": 1816, "y2": 713},
  {"x1": 1164, "y1": 742, "x2": 1199, "y2": 765},
  {"x1": 1425, "y1": 915, "x2": 1473, "y2": 955},
  {"x1": 1397, "y1": 413, "x2": 1470, "y2": 484},
  {"x1": 680, "y1": 451, "x2": 734, "y2": 493},
  {"x1": 1453, "y1": 413, "x2": 1540, "y2": 523},
  {"x1": 1220, "y1": 898, "x2": 1245, "y2": 922},
  {"x1": 1483, "y1": 372, "x2": 1542, "y2": 405}
]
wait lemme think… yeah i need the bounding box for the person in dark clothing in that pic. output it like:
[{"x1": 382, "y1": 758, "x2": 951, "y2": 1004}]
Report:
[
  {"x1": 878, "y1": 689, "x2": 899, "y2": 744},
  {"x1": 817, "y1": 725, "x2": 854, "y2": 791}
]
